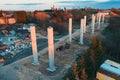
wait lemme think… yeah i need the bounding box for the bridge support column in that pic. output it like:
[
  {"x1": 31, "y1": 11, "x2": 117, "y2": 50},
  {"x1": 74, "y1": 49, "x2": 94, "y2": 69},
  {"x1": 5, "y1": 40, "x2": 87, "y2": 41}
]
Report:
[
  {"x1": 30, "y1": 25, "x2": 39, "y2": 65},
  {"x1": 47, "y1": 27, "x2": 56, "y2": 72}
]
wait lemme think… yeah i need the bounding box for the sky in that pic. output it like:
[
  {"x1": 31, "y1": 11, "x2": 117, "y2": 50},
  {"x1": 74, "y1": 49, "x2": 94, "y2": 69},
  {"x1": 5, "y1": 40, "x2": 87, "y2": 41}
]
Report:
[
  {"x1": 0, "y1": 0, "x2": 113, "y2": 4},
  {"x1": 0, "y1": 0, "x2": 120, "y2": 11}
]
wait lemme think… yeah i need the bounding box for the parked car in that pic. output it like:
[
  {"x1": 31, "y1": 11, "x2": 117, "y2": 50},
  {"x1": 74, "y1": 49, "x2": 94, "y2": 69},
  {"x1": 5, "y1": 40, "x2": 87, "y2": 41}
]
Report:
[
  {"x1": 1, "y1": 53, "x2": 13, "y2": 60},
  {"x1": 0, "y1": 45, "x2": 7, "y2": 51}
]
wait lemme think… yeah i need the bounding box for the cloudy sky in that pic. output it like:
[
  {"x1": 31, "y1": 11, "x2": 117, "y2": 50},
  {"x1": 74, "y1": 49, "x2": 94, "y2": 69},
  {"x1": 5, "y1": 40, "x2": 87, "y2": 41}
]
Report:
[
  {"x1": 0, "y1": 0, "x2": 115, "y2": 4},
  {"x1": 0, "y1": 0, "x2": 119, "y2": 11}
]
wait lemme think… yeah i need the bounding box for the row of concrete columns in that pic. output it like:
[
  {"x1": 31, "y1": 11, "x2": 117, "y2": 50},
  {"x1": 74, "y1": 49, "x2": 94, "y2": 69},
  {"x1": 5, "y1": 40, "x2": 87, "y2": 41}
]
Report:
[
  {"x1": 70, "y1": 13, "x2": 108, "y2": 45},
  {"x1": 30, "y1": 25, "x2": 56, "y2": 72},
  {"x1": 79, "y1": 16, "x2": 87, "y2": 45},
  {"x1": 69, "y1": 16, "x2": 87, "y2": 45},
  {"x1": 30, "y1": 12, "x2": 108, "y2": 72},
  {"x1": 96, "y1": 12, "x2": 109, "y2": 29}
]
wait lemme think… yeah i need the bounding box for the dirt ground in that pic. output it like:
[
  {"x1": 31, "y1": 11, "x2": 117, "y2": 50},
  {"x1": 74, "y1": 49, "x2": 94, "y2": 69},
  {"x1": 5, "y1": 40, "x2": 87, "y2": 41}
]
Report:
[{"x1": 0, "y1": 22, "x2": 108, "y2": 80}]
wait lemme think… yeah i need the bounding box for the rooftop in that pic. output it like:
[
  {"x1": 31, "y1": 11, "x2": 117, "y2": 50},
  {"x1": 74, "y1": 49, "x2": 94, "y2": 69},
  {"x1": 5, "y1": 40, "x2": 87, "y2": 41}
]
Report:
[{"x1": 98, "y1": 59, "x2": 120, "y2": 79}]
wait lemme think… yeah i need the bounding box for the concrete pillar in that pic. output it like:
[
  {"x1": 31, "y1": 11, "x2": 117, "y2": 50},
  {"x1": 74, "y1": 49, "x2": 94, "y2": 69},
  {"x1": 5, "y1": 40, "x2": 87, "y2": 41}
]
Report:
[
  {"x1": 98, "y1": 13, "x2": 101, "y2": 29},
  {"x1": 47, "y1": 27, "x2": 56, "y2": 72},
  {"x1": 83, "y1": 16, "x2": 87, "y2": 33},
  {"x1": 30, "y1": 25, "x2": 39, "y2": 65},
  {"x1": 102, "y1": 14, "x2": 105, "y2": 23},
  {"x1": 69, "y1": 18, "x2": 72, "y2": 42},
  {"x1": 96, "y1": 14, "x2": 99, "y2": 23},
  {"x1": 91, "y1": 14, "x2": 95, "y2": 35},
  {"x1": 79, "y1": 19, "x2": 84, "y2": 45}
]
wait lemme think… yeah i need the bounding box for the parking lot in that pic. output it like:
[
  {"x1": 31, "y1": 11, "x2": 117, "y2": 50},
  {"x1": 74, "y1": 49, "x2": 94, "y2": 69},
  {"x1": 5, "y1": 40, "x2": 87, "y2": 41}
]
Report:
[{"x1": 0, "y1": 38, "x2": 48, "y2": 65}]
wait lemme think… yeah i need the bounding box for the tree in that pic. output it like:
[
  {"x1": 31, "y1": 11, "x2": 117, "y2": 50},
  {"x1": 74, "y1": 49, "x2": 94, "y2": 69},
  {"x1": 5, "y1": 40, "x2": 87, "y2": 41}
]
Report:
[
  {"x1": 14, "y1": 11, "x2": 27, "y2": 23},
  {"x1": 90, "y1": 36, "x2": 104, "y2": 76},
  {"x1": 80, "y1": 68, "x2": 88, "y2": 80},
  {"x1": 84, "y1": 51, "x2": 95, "y2": 80},
  {"x1": 73, "y1": 63, "x2": 78, "y2": 76},
  {"x1": 77, "y1": 55, "x2": 85, "y2": 75},
  {"x1": 103, "y1": 17, "x2": 120, "y2": 60},
  {"x1": 66, "y1": 77, "x2": 70, "y2": 80},
  {"x1": 90, "y1": 36, "x2": 98, "y2": 49},
  {"x1": 75, "y1": 74, "x2": 80, "y2": 80}
]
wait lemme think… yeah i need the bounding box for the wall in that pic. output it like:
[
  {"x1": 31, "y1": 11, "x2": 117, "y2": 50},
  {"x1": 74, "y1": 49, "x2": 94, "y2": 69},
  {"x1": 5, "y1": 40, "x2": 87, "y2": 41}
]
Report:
[{"x1": 96, "y1": 72, "x2": 115, "y2": 80}]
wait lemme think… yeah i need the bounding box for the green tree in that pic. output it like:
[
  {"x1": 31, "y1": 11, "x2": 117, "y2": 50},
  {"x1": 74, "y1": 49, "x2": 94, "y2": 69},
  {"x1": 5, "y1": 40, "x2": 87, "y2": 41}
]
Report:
[{"x1": 103, "y1": 17, "x2": 120, "y2": 60}]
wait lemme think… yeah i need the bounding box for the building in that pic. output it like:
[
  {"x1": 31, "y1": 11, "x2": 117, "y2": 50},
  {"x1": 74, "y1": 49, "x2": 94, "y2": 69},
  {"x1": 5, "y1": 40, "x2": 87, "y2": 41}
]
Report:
[
  {"x1": 96, "y1": 59, "x2": 120, "y2": 80},
  {"x1": 0, "y1": 11, "x2": 16, "y2": 25}
]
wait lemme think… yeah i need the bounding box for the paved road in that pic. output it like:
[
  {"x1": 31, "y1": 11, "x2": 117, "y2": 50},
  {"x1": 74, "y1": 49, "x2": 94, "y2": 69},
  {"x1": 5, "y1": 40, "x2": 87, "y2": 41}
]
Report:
[{"x1": 4, "y1": 38, "x2": 48, "y2": 65}]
